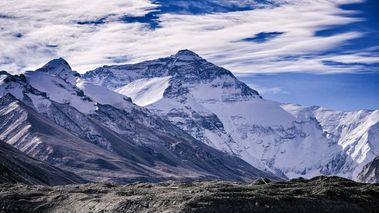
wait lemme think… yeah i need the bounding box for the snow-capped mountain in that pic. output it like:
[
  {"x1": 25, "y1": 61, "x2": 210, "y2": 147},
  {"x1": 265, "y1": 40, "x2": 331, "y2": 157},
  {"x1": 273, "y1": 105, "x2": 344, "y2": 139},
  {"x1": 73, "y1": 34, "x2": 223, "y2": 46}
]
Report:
[
  {"x1": 0, "y1": 58, "x2": 278, "y2": 183},
  {"x1": 84, "y1": 49, "x2": 379, "y2": 182}
]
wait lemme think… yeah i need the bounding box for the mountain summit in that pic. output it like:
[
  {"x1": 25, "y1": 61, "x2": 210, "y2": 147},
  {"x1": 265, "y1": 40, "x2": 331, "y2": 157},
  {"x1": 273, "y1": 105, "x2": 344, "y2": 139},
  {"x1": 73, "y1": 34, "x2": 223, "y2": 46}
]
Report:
[
  {"x1": 172, "y1": 49, "x2": 204, "y2": 61},
  {"x1": 36, "y1": 58, "x2": 79, "y2": 84}
]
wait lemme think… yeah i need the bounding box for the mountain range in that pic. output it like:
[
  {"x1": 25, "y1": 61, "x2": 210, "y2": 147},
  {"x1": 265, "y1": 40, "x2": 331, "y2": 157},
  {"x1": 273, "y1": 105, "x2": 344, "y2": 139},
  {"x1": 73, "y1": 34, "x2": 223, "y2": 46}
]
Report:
[
  {"x1": 0, "y1": 56, "x2": 277, "y2": 184},
  {"x1": 1, "y1": 49, "x2": 378, "y2": 184}
]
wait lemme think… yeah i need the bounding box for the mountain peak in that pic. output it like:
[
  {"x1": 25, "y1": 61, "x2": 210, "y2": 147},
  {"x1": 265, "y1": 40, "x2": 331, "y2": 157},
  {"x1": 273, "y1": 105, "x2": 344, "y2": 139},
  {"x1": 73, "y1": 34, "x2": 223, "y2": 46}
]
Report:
[
  {"x1": 38, "y1": 58, "x2": 72, "y2": 72},
  {"x1": 173, "y1": 49, "x2": 204, "y2": 61},
  {"x1": 36, "y1": 58, "x2": 79, "y2": 84}
]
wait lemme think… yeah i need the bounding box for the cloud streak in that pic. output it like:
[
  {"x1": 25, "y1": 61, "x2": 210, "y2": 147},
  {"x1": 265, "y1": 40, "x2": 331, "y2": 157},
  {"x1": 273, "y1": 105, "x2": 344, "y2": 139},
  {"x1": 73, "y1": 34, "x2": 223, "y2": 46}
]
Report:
[{"x1": 0, "y1": 0, "x2": 377, "y2": 74}]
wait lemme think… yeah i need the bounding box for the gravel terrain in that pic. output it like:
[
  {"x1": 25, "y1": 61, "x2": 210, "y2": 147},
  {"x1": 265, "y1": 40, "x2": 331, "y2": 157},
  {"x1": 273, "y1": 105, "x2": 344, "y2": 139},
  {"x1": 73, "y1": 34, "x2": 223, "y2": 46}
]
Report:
[{"x1": 0, "y1": 176, "x2": 378, "y2": 213}]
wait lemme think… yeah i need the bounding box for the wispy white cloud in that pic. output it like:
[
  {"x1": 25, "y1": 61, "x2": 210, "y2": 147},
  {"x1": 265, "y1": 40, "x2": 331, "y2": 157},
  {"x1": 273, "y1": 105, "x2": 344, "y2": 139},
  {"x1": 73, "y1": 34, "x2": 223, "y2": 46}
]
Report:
[
  {"x1": 323, "y1": 54, "x2": 379, "y2": 64},
  {"x1": 0, "y1": 0, "x2": 155, "y2": 72},
  {"x1": 0, "y1": 0, "x2": 376, "y2": 74},
  {"x1": 248, "y1": 83, "x2": 288, "y2": 95}
]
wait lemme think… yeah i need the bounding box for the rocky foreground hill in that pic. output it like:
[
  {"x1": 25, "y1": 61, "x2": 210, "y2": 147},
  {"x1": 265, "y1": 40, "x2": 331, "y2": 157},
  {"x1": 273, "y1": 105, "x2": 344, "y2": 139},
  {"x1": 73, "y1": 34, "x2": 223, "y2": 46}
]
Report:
[{"x1": 0, "y1": 176, "x2": 378, "y2": 213}]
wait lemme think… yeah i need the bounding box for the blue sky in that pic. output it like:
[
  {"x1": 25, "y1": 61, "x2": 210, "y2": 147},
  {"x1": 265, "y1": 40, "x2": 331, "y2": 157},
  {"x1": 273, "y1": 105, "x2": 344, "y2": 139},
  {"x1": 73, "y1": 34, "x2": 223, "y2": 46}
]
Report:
[
  {"x1": 238, "y1": 72, "x2": 379, "y2": 111},
  {"x1": 238, "y1": 0, "x2": 379, "y2": 111},
  {"x1": 0, "y1": 0, "x2": 378, "y2": 110}
]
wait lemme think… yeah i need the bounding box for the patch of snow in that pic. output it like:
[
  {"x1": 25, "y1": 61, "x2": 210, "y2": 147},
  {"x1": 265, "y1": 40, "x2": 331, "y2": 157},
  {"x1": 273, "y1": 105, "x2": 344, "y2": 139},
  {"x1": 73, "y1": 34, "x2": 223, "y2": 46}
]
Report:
[
  {"x1": 115, "y1": 76, "x2": 171, "y2": 107},
  {"x1": 76, "y1": 80, "x2": 133, "y2": 111},
  {"x1": 26, "y1": 93, "x2": 52, "y2": 113},
  {"x1": 191, "y1": 77, "x2": 295, "y2": 127}
]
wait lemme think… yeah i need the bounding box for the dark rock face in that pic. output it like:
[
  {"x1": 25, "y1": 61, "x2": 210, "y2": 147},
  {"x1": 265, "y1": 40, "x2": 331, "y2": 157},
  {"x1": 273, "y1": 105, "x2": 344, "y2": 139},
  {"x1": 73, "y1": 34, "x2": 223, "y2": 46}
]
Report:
[
  {"x1": 358, "y1": 157, "x2": 379, "y2": 183},
  {"x1": 0, "y1": 140, "x2": 86, "y2": 186},
  {"x1": 0, "y1": 176, "x2": 378, "y2": 213}
]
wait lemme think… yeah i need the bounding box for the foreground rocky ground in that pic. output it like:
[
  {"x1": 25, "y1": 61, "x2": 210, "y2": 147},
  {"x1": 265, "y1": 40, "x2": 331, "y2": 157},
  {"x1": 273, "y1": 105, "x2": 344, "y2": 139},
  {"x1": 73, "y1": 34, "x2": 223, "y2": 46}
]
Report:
[{"x1": 0, "y1": 176, "x2": 378, "y2": 213}]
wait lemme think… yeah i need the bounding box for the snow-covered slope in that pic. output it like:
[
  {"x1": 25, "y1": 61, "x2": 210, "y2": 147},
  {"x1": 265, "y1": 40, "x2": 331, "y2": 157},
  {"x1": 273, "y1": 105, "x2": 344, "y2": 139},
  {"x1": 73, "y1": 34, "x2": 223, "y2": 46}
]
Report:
[
  {"x1": 0, "y1": 59, "x2": 278, "y2": 183},
  {"x1": 77, "y1": 79, "x2": 133, "y2": 110},
  {"x1": 115, "y1": 76, "x2": 171, "y2": 107},
  {"x1": 84, "y1": 50, "x2": 379, "y2": 182},
  {"x1": 282, "y1": 104, "x2": 379, "y2": 179}
]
